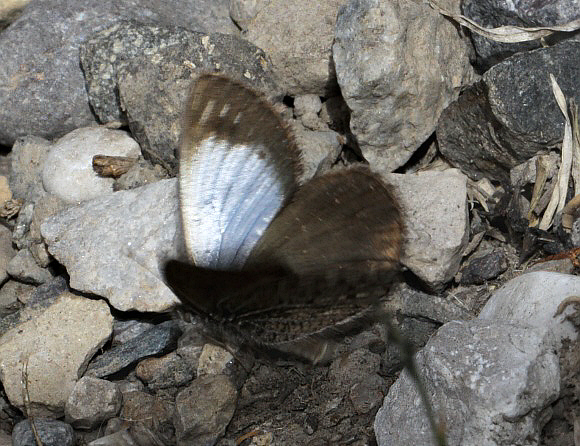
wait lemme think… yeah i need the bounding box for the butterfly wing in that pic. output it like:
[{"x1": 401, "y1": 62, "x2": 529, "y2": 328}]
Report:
[
  {"x1": 165, "y1": 74, "x2": 403, "y2": 363},
  {"x1": 179, "y1": 74, "x2": 302, "y2": 271},
  {"x1": 221, "y1": 166, "x2": 403, "y2": 313}
]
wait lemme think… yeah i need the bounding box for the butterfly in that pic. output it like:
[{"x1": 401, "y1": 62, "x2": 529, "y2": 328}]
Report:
[{"x1": 163, "y1": 74, "x2": 403, "y2": 364}]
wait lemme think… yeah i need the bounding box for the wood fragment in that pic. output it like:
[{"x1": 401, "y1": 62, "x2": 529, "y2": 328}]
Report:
[{"x1": 92, "y1": 155, "x2": 138, "y2": 178}]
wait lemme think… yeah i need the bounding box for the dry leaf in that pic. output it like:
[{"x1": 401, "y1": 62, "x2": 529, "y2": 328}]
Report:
[
  {"x1": 539, "y1": 75, "x2": 574, "y2": 230},
  {"x1": 428, "y1": 0, "x2": 580, "y2": 43}
]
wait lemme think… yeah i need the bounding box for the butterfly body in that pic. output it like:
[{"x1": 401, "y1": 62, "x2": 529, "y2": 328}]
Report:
[{"x1": 164, "y1": 74, "x2": 403, "y2": 363}]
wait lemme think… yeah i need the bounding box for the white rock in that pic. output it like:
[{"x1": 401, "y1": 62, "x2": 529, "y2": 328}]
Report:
[
  {"x1": 0, "y1": 292, "x2": 112, "y2": 417},
  {"x1": 41, "y1": 179, "x2": 180, "y2": 312},
  {"x1": 479, "y1": 271, "x2": 580, "y2": 347},
  {"x1": 385, "y1": 169, "x2": 469, "y2": 287},
  {"x1": 375, "y1": 319, "x2": 559, "y2": 446},
  {"x1": 42, "y1": 126, "x2": 140, "y2": 203}
]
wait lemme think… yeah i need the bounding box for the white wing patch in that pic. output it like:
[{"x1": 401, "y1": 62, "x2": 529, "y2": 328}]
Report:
[{"x1": 180, "y1": 136, "x2": 286, "y2": 270}]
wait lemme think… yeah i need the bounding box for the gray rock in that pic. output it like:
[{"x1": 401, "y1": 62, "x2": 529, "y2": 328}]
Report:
[
  {"x1": 437, "y1": 82, "x2": 518, "y2": 182},
  {"x1": 292, "y1": 124, "x2": 342, "y2": 183},
  {"x1": 484, "y1": 41, "x2": 580, "y2": 153},
  {"x1": 229, "y1": 0, "x2": 268, "y2": 30},
  {"x1": 459, "y1": 249, "x2": 508, "y2": 285},
  {"x1": 0, "y1": 292, "x2": 112, "y2": 417},
  {"x1": 81, "y1": 20, "x2": 278, "y2": 173},
  {"x1": 0, "y1": 280, "x2": 26, "y2": 316},
  {"x1": 294, "y1": 94, "x2": 327, "y2": 131},
  {"x1": 112, "y1": 319, "x2": 156, "y2": 345},
  {"x1": 0, "y1": 225, "x2": 16, "y2": 286},
  {"x1": 0, "y1": 430, "x2": 10, "y2": 446},
  {"x1": 333, "y1": 0, "x2": 475, "y2": 173},
  {"x1": 381, "y1": 285, "x2": 471, "y2": 373},
  {"x1": 462, "y1": 0, "x2": 580, "y2": 69},
  {"x1": 374, "y1": 320, "x2": 560, "y2": 446},
  {"x1": 386, "y1": 169, "x2": 469, "y2": 287},
  {"x1": 41, "y1": 127, "x2": 141, "y2": 203},
  {"x1": 398, "y1": 284, "x2": 470, "y2": 324},
  {"x1": 118, "y1": 390, "x2": 174, "y2": 445},
  {"x1": 174, "y1": 374, "x2": 237, "y2": 446},
  {"x1": 243, "y1": 0, "x2": 344, "y2": 95},
  {"x1": 9, "y1": 136, "x2": 51, "y2": 200},
  {"x1": 6, "y1": 248, "x2": 52, "y2": 284},
  {"x1": 12, "y1": 419, "x2": 74, "y2": 446},
  {"x1": 87, "y1": 429, "x2": 138, "y2": 446},
  {"x1": 0, "y1": 0, "x2": 236, "y2": 146},
  {"x1": 85, "y1": 320, "x2": 181, "y2": 378},
  {"x1": 113, "y1": 158, "x2": 168, "y2": 191},
  {"x1": 65, "y1": 376, "x2": 122, "y2": 430},
  {"x1": 441, "y1": 42, "x2": 580, "y2": 181},
  {"x1": 0, "y1": 277, "x2": 68, "y2": 336},
  {"x1": 80, "y1": 21, "x2": 241, "y2": 125},
  {"x1": 479, "y1": 271, "x2": 580, "y2": 348},
  {"x1": 197, "y1": 344, "x2": 234, "y2": 378},
  {"x1": 135, "y1": 345, "x2": 199, "y2": 390},
  {"x1": 41, "y1": 179, "x2": 180, "y2": 312},
  {"x1": 349, "y1": 373, "x2": 385, "y2": 415}
]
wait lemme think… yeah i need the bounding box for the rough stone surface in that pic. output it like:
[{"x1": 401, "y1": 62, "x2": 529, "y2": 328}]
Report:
[
  {"x1": 119, "y1": 390, "x2": 174, "y2": 445},
  {"x1": 85, "y1": 320, "x2": 181, "y2": 378},
  {"x1": 80, "y1": 21, "x2": 245, "y2": 126},
  {"x1": 83, "y1": 21, "x2": 278, "y2": 173},
  {"x1": 374, "y1": 320, "x2": 560, "y2": 446},
  {"x1": 135, "y1": 345, "x2": 198, "y2": 390},
  {"x1": 65, "y1": 376, "x2": 122, "y2": 430},
  {"x1": 9, "y1": 136, "x2": 51, "y2": 201},
  {"x1": 292, "y1": 124, "x2": 342, "y2": 183},
  {"x1": 6, "y1": 248, "x2": 52, "y2": 285},
  {"x1": 112, "y1": 319, "x2": 156, "y2": 345},
  {"x1": 229, "y1": 0, "x2": 268, "y2": 30},
  {"x1": 328, "y1": 348, "x2": 381, "y2": 390},
  {"x1": 437, "y1": 82, "x2": 520, "y2": 182},
  {"x1": 0, "y1": 0, "x2": 236, "y2": 146},
  {"x1": 0, "y1": 292, "x2": 112, "y2": 417},
  {"x1": 484, "y1": 41, "x2": 580, "y2": 153},
  {"x1": 174, "y1": 374, "x2": 237, "y2": 446},
  {"x1": 385, "y1": 169, "x2": 469, "y2": 287},
  {"x1": 0, "y1": 225, "x2": 16, "y2": 285},
  {"x1": 12, "y1": 419, "x2": 75, "y2": 446},
  {"x1": 243, "y1": 0, "x2": 344, "y2": 95},
  {"x1": 479, "y1": 271, "x2": 580, "y2": 348},
  {"x1": 333, "y1": 0, "x2": 475, "y2": 172},
  {"x1": 197, "y1": 344, "x2": 235, "y2": 377},
  {"x1": 41, "y1": 179, "x2": 180, "y2": 312},
  {"x1": 41, "y1": 127, "x2": 141, "y2": 203},
  {"x1": 113, "y1": 158, "x2": 169, "y2": 191},
  {"x1": 462, "y1": 0, "x2": 580, "y2": 69},
  {"x1": 0, "y1": 281, "x2": 26, "y2": 317},
  {"x1": 459, "y1": 249, "x2": 508, "y2": 285}
]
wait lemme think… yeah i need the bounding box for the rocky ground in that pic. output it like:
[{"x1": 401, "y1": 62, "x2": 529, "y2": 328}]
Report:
[{"x1": 0, "y1": 0, "x2": 579, "y2": 445}]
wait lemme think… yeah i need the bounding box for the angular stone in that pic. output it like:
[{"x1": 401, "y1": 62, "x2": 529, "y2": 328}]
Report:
[
  {"x1": 333, "y1": 0, "x2": 475, "y2": 172},
  {"x1": 0, "y1": 293, "x2": 112, "y2": 417},
  {"x1": 41, "y1": 179, "x2": 180, "y2": 312},
  {"x1": 375, "y1": 320, "x2": 560, "y2": 445},
  {"x1": 386, "y1": 169, "x2": 469, "y2": 287},
  {"x1": 65, "y1": 376, "x2": 122, "y2": 430}
]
